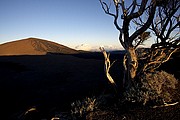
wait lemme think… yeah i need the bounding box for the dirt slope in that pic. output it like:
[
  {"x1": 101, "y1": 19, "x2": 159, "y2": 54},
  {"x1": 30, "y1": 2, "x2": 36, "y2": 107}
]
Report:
[{"x1": 0, "y1": 38, "x2": 79, "y2": 55}]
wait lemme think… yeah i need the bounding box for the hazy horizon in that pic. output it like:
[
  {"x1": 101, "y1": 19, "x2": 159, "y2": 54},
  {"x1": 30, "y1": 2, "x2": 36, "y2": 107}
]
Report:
[{"x1": 0, "y1": 0, "x2": 153, "y2": 51}]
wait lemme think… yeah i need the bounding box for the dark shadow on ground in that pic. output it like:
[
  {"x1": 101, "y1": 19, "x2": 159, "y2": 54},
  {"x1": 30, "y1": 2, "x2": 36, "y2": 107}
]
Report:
[{"x1": 0, "y1": 51, "x2": 179, "y2": 119}]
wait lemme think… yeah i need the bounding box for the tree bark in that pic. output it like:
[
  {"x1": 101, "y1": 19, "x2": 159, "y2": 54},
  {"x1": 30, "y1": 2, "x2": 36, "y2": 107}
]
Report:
[{"x1": 124, "y1": 47, "x2": 138, "y2": 89}]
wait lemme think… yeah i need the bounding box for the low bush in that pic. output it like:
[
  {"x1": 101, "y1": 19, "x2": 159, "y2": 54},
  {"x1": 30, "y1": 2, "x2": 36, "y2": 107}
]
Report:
[
  {"x1": 123, "y1": 71, "x2": 178, "y2": 105},
  {"x1": 71, "y1": 96, "x2": 98, "y2": 119}
]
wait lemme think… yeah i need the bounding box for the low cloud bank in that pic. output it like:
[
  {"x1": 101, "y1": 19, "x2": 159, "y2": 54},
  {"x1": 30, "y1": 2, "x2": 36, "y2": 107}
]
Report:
[{"x1": 75, "y1": 44, "x2": 123, "y2": 51}]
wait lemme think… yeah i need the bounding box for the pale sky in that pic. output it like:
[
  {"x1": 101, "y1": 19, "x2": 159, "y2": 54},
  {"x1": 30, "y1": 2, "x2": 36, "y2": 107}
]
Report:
[{"x1": 0, "y1": 0, "x2": 153, "y2": 51}]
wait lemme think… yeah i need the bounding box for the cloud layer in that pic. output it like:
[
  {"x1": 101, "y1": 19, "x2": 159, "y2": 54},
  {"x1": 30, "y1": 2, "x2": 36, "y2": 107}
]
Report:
[{"x1": 75, "y1": 44, "x2": 123, "y2": 51}]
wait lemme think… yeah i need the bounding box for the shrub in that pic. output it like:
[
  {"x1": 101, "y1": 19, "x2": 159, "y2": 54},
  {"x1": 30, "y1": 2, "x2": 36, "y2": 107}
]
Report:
[
  {"x1": 123, "y1": 71, "x2": 178, "y2": 105},
  {"x1": 71, "y1": 96, "x2": 98, "y2": 119}
]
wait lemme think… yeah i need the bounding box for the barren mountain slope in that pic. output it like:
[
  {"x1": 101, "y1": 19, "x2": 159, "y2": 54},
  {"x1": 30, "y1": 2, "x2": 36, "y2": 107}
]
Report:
[{"x1": 0, "y1": 38, "x2": 79, "y2": 55}]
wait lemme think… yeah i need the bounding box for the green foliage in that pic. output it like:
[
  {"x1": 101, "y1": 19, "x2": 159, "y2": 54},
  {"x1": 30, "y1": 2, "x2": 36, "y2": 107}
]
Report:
[{"x1": 123, "y1": 71, "x2": 178, "y2": 105}]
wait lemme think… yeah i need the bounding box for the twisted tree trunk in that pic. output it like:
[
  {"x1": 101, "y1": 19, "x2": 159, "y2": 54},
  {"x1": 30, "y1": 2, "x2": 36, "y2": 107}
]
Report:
[{"x1": 123, "y1": 47, "x2": 138, "y2": 89}]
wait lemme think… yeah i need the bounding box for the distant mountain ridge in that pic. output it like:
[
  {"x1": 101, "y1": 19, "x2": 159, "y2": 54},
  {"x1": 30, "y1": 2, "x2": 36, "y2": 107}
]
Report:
[{"x1": 0, "y1": 38, "x2": 79, "y2": 56}]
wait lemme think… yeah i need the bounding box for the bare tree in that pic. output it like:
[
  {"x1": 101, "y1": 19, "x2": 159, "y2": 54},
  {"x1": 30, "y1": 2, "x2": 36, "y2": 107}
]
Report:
[
  {"x1": 136, "y1": 0, "x2": 180, "y2": 73},
  {"x1": 99, "y1": 0, "x2": 180, "y2": 90}
]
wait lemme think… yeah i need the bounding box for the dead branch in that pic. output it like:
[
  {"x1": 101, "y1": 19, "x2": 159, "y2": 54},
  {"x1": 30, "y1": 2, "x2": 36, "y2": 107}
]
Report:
[
  {"x1": 99, "y1": 47, "x2": 116, "y2": 85},
  {"x1": 142, "y1": 48, "x2": 178, "y2": 72},
  {"x1": 153, "y1": 102, "x2": 179, "y2": 108},
  {"x1": 100, "y1": 47, "x2": 118, "y2": 93}
]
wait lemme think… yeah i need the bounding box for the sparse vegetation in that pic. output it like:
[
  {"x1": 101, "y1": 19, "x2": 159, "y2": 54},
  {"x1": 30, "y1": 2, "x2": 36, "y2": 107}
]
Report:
[
  {"x1": 0, "y1": 0, "x2": 179, "y2": 119},
  {"x1": 123, "y1": 71, "x2": 178, "y2": 105},
  {"x1": 1, "y1": 45, "x2": 179, "y2": 120},
  {"x1": 99, "y1": 0, "x2": 179, "y2": 89},
  {"x1": 69, "y1": 0, "x2": 180, "y2": 119},
  {"x1": 71, "y1": 96, "x2": 98, "y2": 119},
  {"x1": 94, "y1": 0, "x2": 180, "y2": 119}
]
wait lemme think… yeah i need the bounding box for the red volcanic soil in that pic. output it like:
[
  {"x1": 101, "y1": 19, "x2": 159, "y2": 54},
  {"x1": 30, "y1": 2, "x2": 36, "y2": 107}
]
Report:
[{"x1": 0, "y1": 38, "x2": 79, "y2": 56}]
